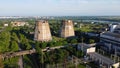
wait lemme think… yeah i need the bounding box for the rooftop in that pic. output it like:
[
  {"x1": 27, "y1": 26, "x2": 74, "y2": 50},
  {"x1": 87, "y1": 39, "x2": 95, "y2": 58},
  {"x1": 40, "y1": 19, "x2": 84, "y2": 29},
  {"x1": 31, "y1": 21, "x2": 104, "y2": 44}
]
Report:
[
  {"x1": 36, "y1": 20, "x2": 48, "y2": 23},
  {"x1": 89, "y1": 52, "x2": 115, "y2": 65},
  {"x1": 101, "y1": 32, "x2": 120, "y2": 38},
  {"x1": 78, "y1": 43, "x2": 95, "y2": 48}
]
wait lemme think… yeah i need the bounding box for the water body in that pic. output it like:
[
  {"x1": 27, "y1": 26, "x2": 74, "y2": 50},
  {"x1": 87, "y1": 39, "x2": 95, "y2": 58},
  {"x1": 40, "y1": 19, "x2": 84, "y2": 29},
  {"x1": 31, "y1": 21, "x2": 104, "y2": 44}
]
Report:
[{"x1": 82, "y1": 20, "x2": 120, "y2": 23}]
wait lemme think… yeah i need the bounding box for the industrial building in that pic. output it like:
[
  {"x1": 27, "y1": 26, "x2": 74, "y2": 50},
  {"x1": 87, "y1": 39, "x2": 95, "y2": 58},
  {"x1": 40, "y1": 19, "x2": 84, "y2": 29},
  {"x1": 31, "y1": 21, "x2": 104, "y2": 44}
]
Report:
[{"x1": 100, "y1": 23, "x2": 120, "y2": 55}]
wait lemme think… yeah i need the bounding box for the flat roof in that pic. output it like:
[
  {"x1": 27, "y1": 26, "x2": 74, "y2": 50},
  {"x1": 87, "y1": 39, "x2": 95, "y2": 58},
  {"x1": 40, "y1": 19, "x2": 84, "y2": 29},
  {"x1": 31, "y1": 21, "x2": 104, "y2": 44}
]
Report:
[
  {"x1": 78, "y1": 43, "x2": 95, "y2": 48},
  {"x1": 101, "y1": 32, "x2": 120, "y2": 38},
  {"x1": 89, "y1": 52, "x2": 115, "y2": 65}
]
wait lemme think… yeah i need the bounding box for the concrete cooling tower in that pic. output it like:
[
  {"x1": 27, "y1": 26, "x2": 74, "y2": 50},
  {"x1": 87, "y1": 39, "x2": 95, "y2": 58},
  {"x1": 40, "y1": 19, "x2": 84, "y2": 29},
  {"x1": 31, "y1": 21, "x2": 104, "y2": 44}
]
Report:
[
  {"x1": 34, "y1": 20, "x2": 52, "y2": 42},
  {"x1": 60, "y1": 20, "x2": 75, "y2": 38}
]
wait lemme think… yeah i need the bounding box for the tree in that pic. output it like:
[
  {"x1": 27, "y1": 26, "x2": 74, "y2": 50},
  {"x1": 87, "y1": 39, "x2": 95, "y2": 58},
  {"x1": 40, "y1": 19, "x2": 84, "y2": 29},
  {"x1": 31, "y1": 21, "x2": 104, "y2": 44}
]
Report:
[
  {"x1": 47, "y1": 41, "x2": 53, "y2": 47},
  {"x1": 25, "y1": 42, "x2": 32, "y2": 50},
  {"x1": 62, "y1": 41, "x2": 68, "y2": 45},
  {"x1": 0, "y1": 30, "x2": 10, "y2": 53},
  {"x1": 3, "y1": 57, "x2": 19, "y2": 68},
  {"x1": 53, "y1": 41, "x2": 62, "y2": 46},
  {"x1": 89, "y1": 39, "x2": 95, "y2": 44},
  {"x1": 35, "y1": 42, "x2": 41, "y2": 53},
  {"x1": 75, "y1": 51, "x2": 84, "y2": 58},
  {"x1": 40, "y1": 42, "x2": 47, "y2": 49},
  {"x1": 70, "y1": 39, "x2": 77, "y2": 44},
  {"x1": 11, "y1": 32, "x2": 18, "y2": 42},
  {"x1": 55, "y1": 49, "x2": 65, "y2": 63},
  {"x1": 0, "y1": 56, "x2": 3, "y2": 68},
  {"x1": 19, "y1": 33, "x2": 32, "y2": 50},
  {"x1": 10, "y1": 41, "x2": 19, "y2": 52},
  {"x1": 35, "y1": 44, "x2": 45, "y2": 67},
  {"x1": 38, "y1": 50, "x2": 44, "y2": 68}
]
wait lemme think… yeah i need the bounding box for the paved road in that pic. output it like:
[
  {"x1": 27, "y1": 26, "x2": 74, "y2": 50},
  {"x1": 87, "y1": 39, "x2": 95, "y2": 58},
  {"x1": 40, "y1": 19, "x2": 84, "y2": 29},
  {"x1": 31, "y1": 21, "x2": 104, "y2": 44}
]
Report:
[
  {"x1": 18, "y1": 40, "x2": 23, "y2": 68},
  {"x1": 18, "y1": 56, "x2": 23, "y2": 68}
]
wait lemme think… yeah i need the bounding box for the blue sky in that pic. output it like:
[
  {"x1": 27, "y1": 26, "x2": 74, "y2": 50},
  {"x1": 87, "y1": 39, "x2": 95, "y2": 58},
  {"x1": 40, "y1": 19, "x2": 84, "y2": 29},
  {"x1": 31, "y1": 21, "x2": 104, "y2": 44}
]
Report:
[{"x1": 0, "y1": 0, "x2": 120, "y2": 16}]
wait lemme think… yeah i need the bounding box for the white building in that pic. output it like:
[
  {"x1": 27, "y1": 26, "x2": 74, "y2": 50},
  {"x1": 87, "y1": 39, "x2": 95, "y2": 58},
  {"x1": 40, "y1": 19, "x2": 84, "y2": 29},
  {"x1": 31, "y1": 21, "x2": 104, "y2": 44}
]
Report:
[
  {"x1": 4, "y1": 24, "x2": 8, "y2": 27},
  {"x1": 110, "y1": 23, "x2": 120, "y2": 33},
  {"x1": 77, "y1": 43, "x2": 96, "y2": 54}
]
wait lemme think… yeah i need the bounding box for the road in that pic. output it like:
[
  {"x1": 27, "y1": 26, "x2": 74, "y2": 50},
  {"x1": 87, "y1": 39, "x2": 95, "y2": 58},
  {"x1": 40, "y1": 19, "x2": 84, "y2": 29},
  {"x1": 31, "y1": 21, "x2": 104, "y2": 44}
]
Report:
[
  {"x1": 18, "y1": 56, "x2": 23, "y2": 68},
  {"x1": 18, "y1": 40, "x2": 23, "y2": 68},
  {"x1": 0, "y1": 43, "x2": 86, "y2": 59},
  {"x1": 1, "y1": 46, "x2": 65, "y2": 59}
]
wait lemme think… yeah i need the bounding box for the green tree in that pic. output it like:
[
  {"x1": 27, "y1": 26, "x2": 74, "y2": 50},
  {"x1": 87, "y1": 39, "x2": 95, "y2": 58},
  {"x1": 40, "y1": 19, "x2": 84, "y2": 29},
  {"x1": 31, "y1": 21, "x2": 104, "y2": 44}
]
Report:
[
  {"x1": 35, "y1": 42, "x2": 41, "y2": 53},
  {"x1": 11, "y1": 32, "x2": 18, "y2": 42},
  {"x1": 89, "y1": 39, "x2": 95, "y2": 44},
  {"x1": 25, "y1": 42, "x2": 31, "y2": 50},
  {"x1": 40, "y1": 42, "x2": 47, "y2": 49},
  {"x1": 62, "y1": 41, "x2": 68, "y2": 45},
  {"x1": 47, "y1": 41, "x2": 53, "y2": 47},
  {"x1": 70, "y1": 39, "x2": 77, "y2": 44},
  {"x1": 0, "y1": 56, "x2": 3, "y2": 68},
  {"x1": 0, "y1": 30, "x2": 10, "y2": 53},
  {"x1": 19, "y1": 33, "x2": 32, "y2": 50},
  {"x1": 3, "y1": 57, "x2": 19, "y2": 68},
  {"x1": 10, "y1": 41, "x2": 19, "y2": 52}
]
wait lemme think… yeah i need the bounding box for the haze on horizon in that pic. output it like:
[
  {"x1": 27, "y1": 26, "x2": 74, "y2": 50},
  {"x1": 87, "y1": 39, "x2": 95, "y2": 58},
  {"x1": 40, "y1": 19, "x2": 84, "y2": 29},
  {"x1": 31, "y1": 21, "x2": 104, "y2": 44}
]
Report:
[{"x1": 0, "y1": 0, "x2": 120, "y2": 16}]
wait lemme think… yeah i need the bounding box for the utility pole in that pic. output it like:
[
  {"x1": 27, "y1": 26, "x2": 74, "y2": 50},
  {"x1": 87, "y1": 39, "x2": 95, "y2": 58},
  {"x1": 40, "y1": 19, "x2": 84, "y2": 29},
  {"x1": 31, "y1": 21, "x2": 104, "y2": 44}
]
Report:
[
  {"x1": 114, "y1": 47, "x2": 117, "y2": 63},
  {"x1": 41, "y1": 51, "x2": 44, "y2": 68},
  {"x1": 81, "y1": 36, "x2": 84, "y2": 52}
]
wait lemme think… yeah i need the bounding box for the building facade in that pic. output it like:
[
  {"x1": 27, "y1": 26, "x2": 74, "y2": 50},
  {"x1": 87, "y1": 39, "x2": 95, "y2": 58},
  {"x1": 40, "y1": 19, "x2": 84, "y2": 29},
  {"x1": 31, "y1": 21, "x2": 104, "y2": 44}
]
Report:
[
  {"x1": 99, "y1": 23, "x2": 120, "y2": 55},
  {"x1": 11, "y1": 21, "x2": 29, "y2": 27},
  {"x1": 100, "y1": 32, "x2": 120, "y2": 55}
]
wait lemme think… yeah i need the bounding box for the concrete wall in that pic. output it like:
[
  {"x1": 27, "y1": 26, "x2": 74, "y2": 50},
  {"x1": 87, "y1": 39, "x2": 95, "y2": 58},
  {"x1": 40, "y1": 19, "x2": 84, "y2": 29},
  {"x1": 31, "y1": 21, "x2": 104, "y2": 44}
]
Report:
[
  {"x1": 112, "y1": 63, "x2": 120, "y2": 68},
  {"x1": 86, "y1": 47, "x2": 96, "y2": 54},
  {"x1": 60, "y1": 20, "x2": 75, "y2": 38},
  {"x1": 34, "y1": 20, "x2": 52, "y2": 42}
]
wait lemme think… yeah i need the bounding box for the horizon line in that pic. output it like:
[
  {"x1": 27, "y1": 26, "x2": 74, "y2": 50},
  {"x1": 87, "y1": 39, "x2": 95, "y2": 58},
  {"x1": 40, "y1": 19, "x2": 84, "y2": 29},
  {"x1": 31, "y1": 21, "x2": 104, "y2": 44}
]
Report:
[{"x1": 0, "y1": 15, "x2": 120, "y2": 17}]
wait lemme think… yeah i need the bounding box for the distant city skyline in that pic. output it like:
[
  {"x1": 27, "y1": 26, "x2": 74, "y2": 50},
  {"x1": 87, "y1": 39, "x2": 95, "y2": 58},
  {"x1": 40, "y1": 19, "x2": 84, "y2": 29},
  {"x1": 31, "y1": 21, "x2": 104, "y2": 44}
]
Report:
[{"x1": 0, "y1": 0, "x2": 120, "y2": 16}]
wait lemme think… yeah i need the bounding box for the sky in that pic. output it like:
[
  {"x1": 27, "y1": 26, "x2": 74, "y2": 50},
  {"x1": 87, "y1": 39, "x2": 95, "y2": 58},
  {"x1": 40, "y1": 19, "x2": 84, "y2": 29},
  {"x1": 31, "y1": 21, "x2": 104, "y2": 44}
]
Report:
[{"x1": 0, "y1": 0, "x2": 120, "y2": 16}]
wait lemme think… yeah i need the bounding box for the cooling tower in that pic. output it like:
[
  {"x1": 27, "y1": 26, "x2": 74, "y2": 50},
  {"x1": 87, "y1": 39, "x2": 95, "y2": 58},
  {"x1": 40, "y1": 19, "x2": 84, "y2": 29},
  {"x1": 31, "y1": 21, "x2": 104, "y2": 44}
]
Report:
[
  {"x1": 34, "y1": 20, "x2": 52, "y2": 42},
  {"x1": 60, "y1": 20, "x2": 75, "y2": 38}
]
